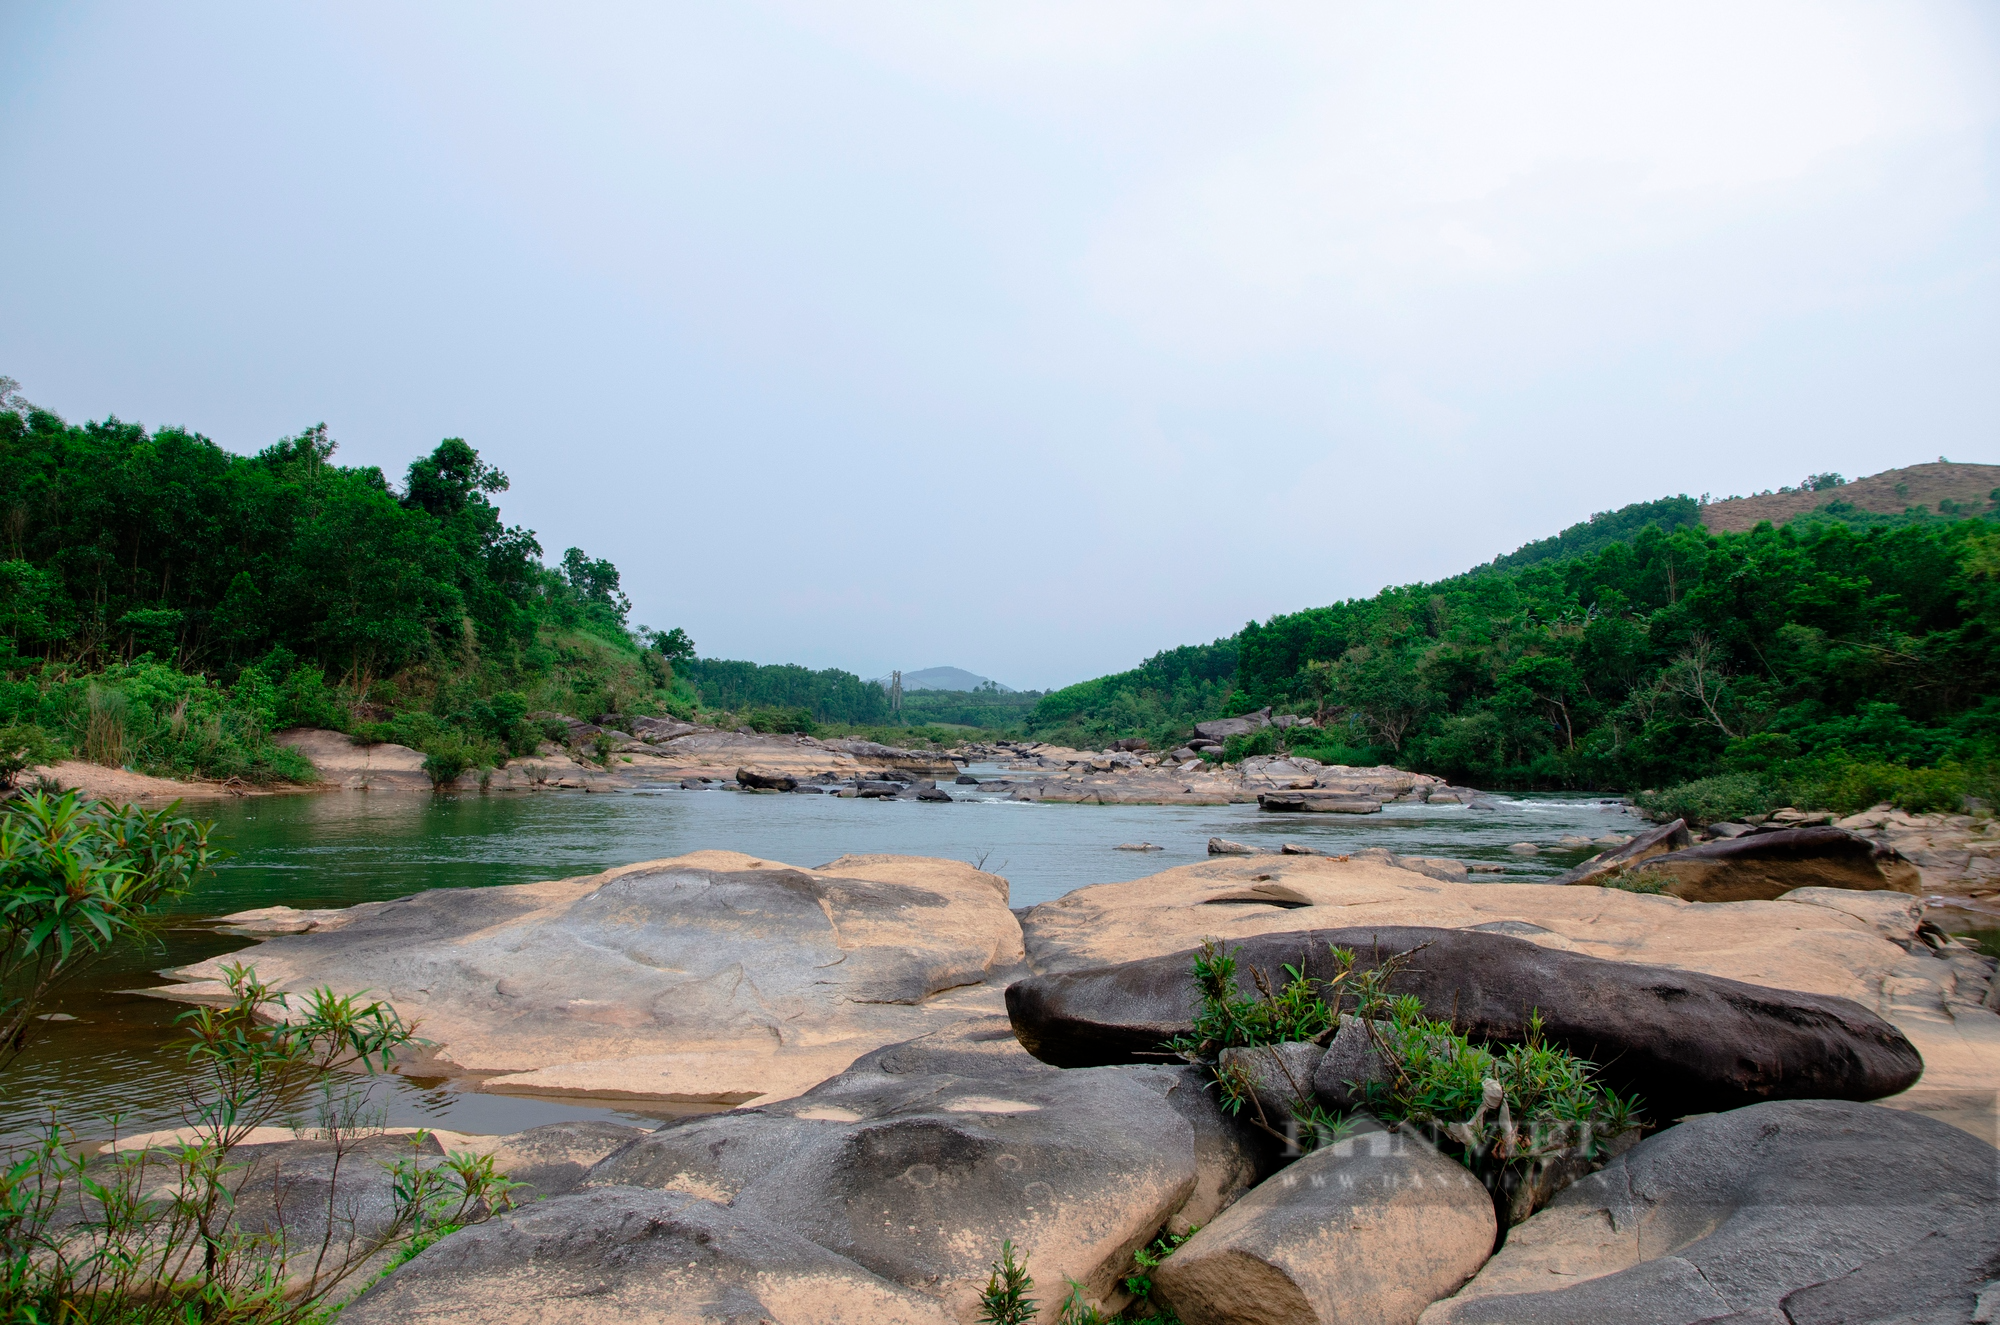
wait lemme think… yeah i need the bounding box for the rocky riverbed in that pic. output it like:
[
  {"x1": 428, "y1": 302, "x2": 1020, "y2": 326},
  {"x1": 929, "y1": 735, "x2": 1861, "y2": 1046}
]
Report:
[{"x1": 136, "y1": 844, "x2": 2000, "y2": 1324}]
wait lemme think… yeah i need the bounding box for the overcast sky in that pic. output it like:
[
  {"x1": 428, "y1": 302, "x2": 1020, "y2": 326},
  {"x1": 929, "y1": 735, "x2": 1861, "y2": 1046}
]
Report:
[{"x1": 4, "y1": 3, "x2": 1997, "y2": 691}]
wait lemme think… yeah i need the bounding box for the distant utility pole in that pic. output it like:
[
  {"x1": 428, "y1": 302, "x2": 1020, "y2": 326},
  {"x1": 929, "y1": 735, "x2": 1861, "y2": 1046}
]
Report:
[{"x1": 890, "y1": 670, "x2": 903, "y2": 714}]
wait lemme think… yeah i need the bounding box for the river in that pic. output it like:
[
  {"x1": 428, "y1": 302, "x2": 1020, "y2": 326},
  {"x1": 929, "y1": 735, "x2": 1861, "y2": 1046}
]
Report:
[{"x1": 0, "y1": 771, "x2": 1641, "y2": 1144}]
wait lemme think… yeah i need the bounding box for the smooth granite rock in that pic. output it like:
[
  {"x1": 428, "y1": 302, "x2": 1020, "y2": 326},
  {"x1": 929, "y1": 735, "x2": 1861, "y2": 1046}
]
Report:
[
  {"x1": 1154, "y1": 1117, "x2": 1496, "y2": 1325},
  {"x1": 151, "y1": 851, "x2": 1024, "y2": 1106},
  {"x1": 1419, "y1": 1100, "x2": 2000, "y2": 1325}
]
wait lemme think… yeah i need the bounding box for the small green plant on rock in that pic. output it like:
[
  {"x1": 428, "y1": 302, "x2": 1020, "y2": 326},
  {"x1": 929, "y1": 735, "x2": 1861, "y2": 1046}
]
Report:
[
  {"x1": 1171, "y1": 939, "x2": 1643, "y2": 1224},
  {"x1": 1353, "y1": 999, "x2": 1643, "y2": 1224},
  {"x1": 981, "y1": 1234, "x2": 1188, "y2": 1325},
  {"x1": 978, "y1": 1238, "x2": 1036, "y2": 1325}
]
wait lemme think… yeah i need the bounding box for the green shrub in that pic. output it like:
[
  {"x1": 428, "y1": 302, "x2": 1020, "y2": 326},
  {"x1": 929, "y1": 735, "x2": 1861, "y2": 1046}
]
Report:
[
  {"x1": 0, "y1": 964, "x2": 521, "y2": 1322},
  {"x1": 977, "y1": 1239, "x2": 1036, "y2": 1325},
  {"x1": 1221, "y1": 728, "x2": 1280, "y2": 761},
  {"x1": 1638, "y1": 757, "x2": 1992, "y2": 825},
  {"x1": 0, "y1": 723, "x2": 59, "y2": 788},
  {"x1": 421, "y1": 737, "x2": 478, "y2": 789},
  {"x1": 0, "y1": 792, "x2": 218, "y2": 1065},
  {"x1": 1633, "y1": 772, "x2": 1775, "y2": 826}
]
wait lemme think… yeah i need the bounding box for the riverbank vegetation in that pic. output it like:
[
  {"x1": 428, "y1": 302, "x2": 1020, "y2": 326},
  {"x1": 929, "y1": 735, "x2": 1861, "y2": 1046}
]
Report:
[
  {"x1": 1032, "y1": 490, "x2": 2000, "y2": 810},
  {"x1": 0, "y1": 395, "x2": 1020, "y2": 786}
]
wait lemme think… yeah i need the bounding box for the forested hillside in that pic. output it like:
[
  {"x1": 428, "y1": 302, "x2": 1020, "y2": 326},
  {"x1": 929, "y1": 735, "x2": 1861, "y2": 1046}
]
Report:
[
  {"x1": 1032, "y1": 491, "x2": 2000, "y2": 808},
  {"x1": 0, "y1": 399, "x2": 688, "y2": 782}
]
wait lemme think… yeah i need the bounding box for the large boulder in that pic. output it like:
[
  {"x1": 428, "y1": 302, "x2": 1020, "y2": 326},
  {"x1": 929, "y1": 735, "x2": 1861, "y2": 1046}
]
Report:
[
  {"x1": 1154, "y1": 1118, "x2": 1495, "y2": 1325},
  {"x1": 1548, "y1": 818, "x2": 1691, "y2": 886},
  {"x1": 583, "y1": 1016, "x2": 1268, "y2": 1319},
  {"x1": 1256, "y1": 791, "x2": 1382, "y2": 814},
  {"x1": 1011, "y1": 854, "x2": 1998, "y2": 1144},
  {"x1": 735, "y1": 766, "x2": 798, "y2": 791},
  {"x1": 1419, "y1": 1099, "x2": 2000, "y2": 1324},
  {"x1": 1623, "y1": 825, "x2": 1922, "y2": 901},
  {"x1": 148, "y1": 852, "x2": 1024, "y2": 1106},
  {"x1": 343, "y1": 1185, "x2": 957, "y2": 1324},
  {"x1": 1005, "y1": 926, "x2": 1922, "y2": 1119},
  {"x1": 1194, "y1": 709, "x2": 1272, "y2": 741}
]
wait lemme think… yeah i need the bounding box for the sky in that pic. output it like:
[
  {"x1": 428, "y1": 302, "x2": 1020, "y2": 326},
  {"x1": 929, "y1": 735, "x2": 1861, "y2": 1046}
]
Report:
[{"x1": 3, "y1": 3, "x2": 1997, "y2": 692}]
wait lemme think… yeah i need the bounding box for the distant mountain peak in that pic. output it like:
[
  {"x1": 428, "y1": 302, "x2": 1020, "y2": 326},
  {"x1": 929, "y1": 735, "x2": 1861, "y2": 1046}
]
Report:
[{"x1": 877, "y1": 666, "x2": 1013, "y2": 693}]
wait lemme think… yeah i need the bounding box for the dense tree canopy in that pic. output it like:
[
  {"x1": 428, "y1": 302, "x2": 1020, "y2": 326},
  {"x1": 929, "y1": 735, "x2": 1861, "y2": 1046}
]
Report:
[
  {"x1": 1036, "y1": 508, "x2": 2000, "y2": 789},
  {"x1": 0, "y1": 409, "x2": 623, "y2": 680}
]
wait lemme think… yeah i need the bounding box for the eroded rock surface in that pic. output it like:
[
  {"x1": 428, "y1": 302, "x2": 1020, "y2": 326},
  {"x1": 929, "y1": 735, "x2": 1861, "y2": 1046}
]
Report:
[
  {"x1": 382, "y1": 1017, "x2": 1267, "y2": 1322},
  {"x1": 152, "y1": 851, "x2": 1024, "y2": 1106},
  {"x1": 343, "y1": 1185, "x2": 958, "y2": 1324},
  {"x1": 1419, "y1": 1100, "x2": 2000, "y2": 1325}
]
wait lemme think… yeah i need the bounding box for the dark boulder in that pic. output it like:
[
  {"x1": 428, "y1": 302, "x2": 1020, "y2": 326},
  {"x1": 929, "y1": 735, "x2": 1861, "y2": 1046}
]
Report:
[
  {"x1": 1625, "y1": 825, "x2": 1921, "y2": 901},
  {"x1": 1003, "y1": 926, "x2": 1923, "y2": 1120},
  {"x1": 1113, "y1": 737, "x2": 1151, "y2": 752},
  {"x1": 1548, "y1": 817, "x2": 1691, "y2": 886},
  {"x1": 953, "y1": 774, "x2": 980, "y2": 785},
  {"x1": 1257, "y1": 791, "x2": 1381, "y2": 814},
  {"x1": 1421, "y1": 1100, "x2": 2000, "y2": 1324},
  {"x1": 735, "y1": 767, "x2": 798, "y2": 792},
  {"x1": 913, "y1": 786, "x2": 953, "y2": 802}
]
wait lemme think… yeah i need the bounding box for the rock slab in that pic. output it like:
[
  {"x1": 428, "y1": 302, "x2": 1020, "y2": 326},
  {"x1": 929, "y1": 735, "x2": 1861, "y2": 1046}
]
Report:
[
  {"x1": 343, "y1": 1184, "x2": 956, "y2": 1324},
  {"x1": 152, "y1": 851, "x2": 1024, "y2": 1106},
  {"x1": 583, "y1": 1016, "x2": 1267, "y2": 1318},
  {"x1": 1420, "y1": 1099, "x2": 2000, "y2": 1324}
]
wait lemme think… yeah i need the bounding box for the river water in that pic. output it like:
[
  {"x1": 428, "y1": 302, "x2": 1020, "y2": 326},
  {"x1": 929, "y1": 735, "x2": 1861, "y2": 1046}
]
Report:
[{"x1": 1, "y1": 771, "x2": 1641, "y2": 1144}]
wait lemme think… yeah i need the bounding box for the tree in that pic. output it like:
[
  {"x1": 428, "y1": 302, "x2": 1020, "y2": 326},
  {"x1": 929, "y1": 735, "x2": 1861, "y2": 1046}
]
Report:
[
  {"x1": 402, "y1": 437, "x2": 507, "y2": 518},
  {"x1": 647, "y1": 626, "x2": 695, "y2": 662}
]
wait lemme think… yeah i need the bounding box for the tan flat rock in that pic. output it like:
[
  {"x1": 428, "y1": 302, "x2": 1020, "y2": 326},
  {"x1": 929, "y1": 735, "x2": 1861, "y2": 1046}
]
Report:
[{"x1": 148, "y1": 850, "x2": 1025, "y2": 1108}]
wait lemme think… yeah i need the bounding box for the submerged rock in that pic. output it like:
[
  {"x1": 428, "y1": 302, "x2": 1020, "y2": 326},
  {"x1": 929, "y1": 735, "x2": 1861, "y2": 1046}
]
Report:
[{"x1": 1548, "y1": 817, "x2": 1691, "y2": 886}]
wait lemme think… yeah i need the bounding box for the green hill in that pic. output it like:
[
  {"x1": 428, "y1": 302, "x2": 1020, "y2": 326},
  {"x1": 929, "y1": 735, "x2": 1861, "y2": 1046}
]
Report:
[{"x1": 1031, "y1": 486, "x2": 2000, "y2": 802}]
